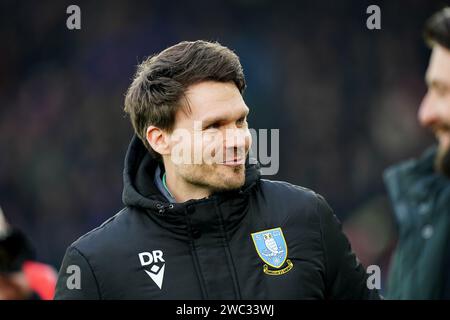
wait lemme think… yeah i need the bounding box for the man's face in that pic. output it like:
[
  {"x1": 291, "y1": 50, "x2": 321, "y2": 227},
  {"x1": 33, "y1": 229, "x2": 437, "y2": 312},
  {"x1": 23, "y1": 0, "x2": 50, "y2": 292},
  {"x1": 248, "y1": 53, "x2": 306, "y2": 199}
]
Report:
[
  {"x1": 166, "y1": 81, "x2": 252, "y2": 193},
  {"x1": 419, "y1": 45, "x2": 450, "y2": 177}
]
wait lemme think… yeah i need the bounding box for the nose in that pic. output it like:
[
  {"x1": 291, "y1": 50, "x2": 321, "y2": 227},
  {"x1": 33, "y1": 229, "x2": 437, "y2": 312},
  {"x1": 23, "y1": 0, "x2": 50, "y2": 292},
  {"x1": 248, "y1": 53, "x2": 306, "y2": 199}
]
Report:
[
  {"x1": 224, "y1": 127, "x2": 251, "y2": 151},
  {"x1": 418, "y1": 91, "x2": 439, "y2": 128}
]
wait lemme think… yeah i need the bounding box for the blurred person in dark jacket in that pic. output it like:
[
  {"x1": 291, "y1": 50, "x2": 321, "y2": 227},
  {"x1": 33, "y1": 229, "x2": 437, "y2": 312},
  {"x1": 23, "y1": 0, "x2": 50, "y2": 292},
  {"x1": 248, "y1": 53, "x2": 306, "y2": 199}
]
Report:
[
  {"x1": 384, "y1": 8, "x2": 450, "y2": 299},
  {"x1": 0, "y1": 206, "x2": 57, "y2": 300}
]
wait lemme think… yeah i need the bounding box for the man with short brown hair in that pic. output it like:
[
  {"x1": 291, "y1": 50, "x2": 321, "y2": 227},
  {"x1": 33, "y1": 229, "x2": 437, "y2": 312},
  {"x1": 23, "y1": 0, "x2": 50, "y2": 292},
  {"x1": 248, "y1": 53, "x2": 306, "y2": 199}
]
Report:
[{"x1": 55, "y1": 40, "x2": 378, "y2": 299}]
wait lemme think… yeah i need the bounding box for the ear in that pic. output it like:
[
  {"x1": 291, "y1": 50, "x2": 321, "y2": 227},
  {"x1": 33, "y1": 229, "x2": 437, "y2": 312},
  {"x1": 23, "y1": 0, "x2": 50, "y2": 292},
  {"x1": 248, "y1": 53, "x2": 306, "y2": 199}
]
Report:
[{"x1": 146, "y1": 126, "x2": 171, "y2": 156}]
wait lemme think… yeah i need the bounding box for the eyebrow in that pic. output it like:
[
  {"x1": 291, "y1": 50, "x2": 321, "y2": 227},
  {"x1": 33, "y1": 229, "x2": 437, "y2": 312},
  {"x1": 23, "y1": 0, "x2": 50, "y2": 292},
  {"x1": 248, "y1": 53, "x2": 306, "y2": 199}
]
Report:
[{"x1": 200, "y1": 108, "x2": 249, "y2": 127}]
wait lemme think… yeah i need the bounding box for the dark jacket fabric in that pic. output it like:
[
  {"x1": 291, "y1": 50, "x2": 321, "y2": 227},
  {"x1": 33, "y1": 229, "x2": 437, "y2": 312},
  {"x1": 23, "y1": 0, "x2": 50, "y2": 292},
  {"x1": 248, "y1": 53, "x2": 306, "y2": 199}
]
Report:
[
  {"x1": 384, "y1": 147, "x2": 450, "y2": 299},
  {"x1": 54, "y1": 135, "x2": 379, "y2": 300}
]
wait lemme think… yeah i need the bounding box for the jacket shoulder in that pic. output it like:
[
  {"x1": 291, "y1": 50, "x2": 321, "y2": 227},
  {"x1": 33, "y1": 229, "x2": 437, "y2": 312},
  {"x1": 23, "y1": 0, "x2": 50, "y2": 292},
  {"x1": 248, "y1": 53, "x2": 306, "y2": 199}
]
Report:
[
  {"x1": 259, "y1": 179, "x2": 322, "y2": 205},
  {"x1": 68, "y1": 207, "x2": 134, "y2": 256},
  {"x1": 257, "y1": 179, "x2": 329, "y2": 225}
]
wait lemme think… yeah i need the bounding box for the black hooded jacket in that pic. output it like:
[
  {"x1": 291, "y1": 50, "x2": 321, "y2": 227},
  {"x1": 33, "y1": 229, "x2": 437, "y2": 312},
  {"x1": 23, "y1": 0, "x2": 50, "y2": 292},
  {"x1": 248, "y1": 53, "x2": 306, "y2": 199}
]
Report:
[{"x1": 54, "y1": 136, "x2": 379, "y2": 299}]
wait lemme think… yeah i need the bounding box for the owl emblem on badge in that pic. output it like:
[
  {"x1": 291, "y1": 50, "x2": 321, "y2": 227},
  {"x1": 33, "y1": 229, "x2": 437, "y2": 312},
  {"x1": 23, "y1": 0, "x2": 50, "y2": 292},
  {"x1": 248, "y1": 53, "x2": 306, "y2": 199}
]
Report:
[
  {"x1": 263, "y1": 233, "x2": 280, "y2": 254},
  {"x1": 251, "y1": 227, "x2": 294, "y2": 275}
]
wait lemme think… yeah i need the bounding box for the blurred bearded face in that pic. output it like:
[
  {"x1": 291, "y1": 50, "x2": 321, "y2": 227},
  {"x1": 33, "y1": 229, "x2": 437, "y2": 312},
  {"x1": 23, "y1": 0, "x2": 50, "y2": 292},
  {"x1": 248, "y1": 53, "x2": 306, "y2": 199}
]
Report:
[
  {"x1": 419, "y1": 45, "x2": 450, "y2": 177},
  {"x1": 166, "y1": 81, "x2": 252, "y2": 192}
]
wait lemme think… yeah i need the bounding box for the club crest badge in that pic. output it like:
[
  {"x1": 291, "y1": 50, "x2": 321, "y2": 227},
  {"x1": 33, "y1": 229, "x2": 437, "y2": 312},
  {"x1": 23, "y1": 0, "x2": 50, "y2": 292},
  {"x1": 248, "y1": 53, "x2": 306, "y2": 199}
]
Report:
[{"x1": 251, "y1": 227, "x2": 293, "y2": 275}]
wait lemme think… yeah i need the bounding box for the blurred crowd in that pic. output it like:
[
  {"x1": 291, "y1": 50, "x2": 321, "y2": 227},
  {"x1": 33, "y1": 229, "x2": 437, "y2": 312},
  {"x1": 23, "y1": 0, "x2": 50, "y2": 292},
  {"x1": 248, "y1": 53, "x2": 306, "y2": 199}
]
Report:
[{"x1": 0, "y1": 0, "x2": 443, "y2": 293}]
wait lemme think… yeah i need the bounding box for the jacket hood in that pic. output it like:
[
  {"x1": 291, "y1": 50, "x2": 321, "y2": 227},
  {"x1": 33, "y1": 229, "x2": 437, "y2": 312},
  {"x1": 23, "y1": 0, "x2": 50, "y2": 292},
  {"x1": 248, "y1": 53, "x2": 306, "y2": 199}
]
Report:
[{"x1": 121, "y1": 135, "x2": 261, "y2": 213}]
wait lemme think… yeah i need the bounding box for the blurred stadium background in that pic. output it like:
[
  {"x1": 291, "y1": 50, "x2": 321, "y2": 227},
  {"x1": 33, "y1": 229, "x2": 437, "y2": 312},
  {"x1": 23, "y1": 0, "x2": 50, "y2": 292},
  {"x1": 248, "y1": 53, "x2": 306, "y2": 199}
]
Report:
[{"x1": 0, "y1": 0, "x2": 445, "y2": 293}]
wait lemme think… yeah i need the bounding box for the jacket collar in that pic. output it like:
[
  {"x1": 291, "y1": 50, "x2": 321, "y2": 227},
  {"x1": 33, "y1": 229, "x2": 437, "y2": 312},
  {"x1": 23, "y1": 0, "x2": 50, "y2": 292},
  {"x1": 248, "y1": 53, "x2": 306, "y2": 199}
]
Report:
[{"x1": 383, "y1": 146, "x2": 450, "y2": 221}]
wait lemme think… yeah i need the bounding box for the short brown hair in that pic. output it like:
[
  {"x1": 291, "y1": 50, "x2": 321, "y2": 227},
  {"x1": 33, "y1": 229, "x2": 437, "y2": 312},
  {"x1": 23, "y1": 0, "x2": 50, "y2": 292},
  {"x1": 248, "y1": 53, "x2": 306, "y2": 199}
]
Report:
[
  {"x1": 424, "y1": 7, "x2": 450, "y2": 49},
  {"x1": 124, "y1": 40, "x2": 246, "y2": 157}
]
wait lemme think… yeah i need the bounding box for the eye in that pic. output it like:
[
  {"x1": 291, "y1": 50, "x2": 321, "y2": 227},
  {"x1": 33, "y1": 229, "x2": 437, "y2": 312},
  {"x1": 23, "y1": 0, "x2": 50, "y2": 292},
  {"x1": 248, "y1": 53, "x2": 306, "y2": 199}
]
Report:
[
  {"x1": 236, "y1": 117, "x2": 247, "y2": 126},
  {"x1": 430, "y1": 82, "x2": 449, "y2": 97},
  {"x1": 204, "y1": 122, "x2": 221, "y2": 130}
]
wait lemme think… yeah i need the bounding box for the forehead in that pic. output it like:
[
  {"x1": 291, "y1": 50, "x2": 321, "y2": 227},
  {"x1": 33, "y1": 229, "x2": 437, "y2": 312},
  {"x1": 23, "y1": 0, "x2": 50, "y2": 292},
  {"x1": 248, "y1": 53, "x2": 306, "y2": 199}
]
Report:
[
  {"x1": 178, "y1": 81, "x2": 248, "y2": 122},
  {"x1": 427, "y1": 45, "x2": 450, "y2": 85}
]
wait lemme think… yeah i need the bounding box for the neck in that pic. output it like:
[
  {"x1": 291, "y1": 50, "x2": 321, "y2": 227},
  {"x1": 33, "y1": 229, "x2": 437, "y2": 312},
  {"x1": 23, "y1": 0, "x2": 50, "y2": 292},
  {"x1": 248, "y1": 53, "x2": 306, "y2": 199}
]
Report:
[{"x1": 163, "y1": 164, "x2": 212, "y2": 203}]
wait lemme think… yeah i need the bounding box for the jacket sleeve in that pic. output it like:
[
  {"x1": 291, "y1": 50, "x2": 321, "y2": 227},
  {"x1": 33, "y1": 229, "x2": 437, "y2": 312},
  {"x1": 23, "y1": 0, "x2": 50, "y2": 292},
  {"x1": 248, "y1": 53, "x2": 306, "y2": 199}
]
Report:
[
  {"x1": 316, "y1": 195, "x2": 381, "y2": 299},
  {"x1": 54, "y1": 246, "x2": 101, "y2": 300}
]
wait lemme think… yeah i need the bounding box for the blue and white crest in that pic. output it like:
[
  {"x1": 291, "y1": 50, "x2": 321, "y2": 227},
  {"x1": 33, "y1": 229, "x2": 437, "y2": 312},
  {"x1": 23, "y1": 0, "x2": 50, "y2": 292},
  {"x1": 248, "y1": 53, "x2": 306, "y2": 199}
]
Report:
[{"x1": 251, "y1": 227, "x2": 288, "y2": 268}]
